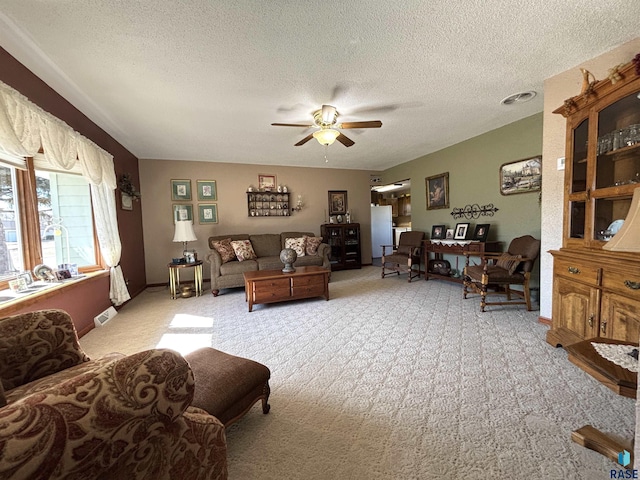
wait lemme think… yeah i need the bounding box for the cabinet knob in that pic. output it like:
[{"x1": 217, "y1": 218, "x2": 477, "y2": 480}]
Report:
[
  {"x1": 601, "y1": 321, "x2": 607, "y2": 334},
  {"x1": 588, "y1": 314, "x2": 594, "y2": 327},
  {"x1": 624, "y1": 280, "x2": 640, "y2": 290},
  {"x1": 567, "y1": 266, "x2": 581, "y2": 274}
]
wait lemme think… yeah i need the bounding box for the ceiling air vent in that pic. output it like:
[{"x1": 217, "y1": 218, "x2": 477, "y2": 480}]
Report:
[{"x1": 500, "y1": 91, "x2": 537, "y2": 105}]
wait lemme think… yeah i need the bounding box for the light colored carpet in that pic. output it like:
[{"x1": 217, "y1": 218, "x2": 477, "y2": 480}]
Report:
[{"x1": 80, "y1": 266, "x2": 634, "y2": 479}]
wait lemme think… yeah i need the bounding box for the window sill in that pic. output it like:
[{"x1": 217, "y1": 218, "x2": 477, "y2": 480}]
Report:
[{"x1": 0, "y1": 270, "x2": 109, "y2": 316}]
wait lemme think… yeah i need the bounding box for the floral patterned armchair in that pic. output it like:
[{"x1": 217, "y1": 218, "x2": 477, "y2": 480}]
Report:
[{"x1": 0, "y1": 309, "x2": 228, "y2": 479}]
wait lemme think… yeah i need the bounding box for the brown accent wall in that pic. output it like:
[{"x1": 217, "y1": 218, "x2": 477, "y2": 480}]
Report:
[
  {"x1": 0, "y1": 47, "x2": 146, "y2": 327},
  {"x1": 139, "y1": 159, "x2": 373, "y2": 284}
]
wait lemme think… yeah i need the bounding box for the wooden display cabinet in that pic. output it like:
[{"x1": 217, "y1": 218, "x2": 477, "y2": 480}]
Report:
[
  {"x1": 547, "y1": 61, "x2": 640, "y2": 347},
  {"x1": 321, "y1": 223, "x2": 361, "y2": 270}
]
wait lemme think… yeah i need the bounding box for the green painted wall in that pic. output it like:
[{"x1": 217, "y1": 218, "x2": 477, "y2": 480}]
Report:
[{"x1": 381, "y1": 112, "x2": 543, "y2": 288}]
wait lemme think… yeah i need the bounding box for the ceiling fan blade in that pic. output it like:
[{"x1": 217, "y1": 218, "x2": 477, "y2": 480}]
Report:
[
  {"x1": 336, "y1": 133, "x2": 355, "y2": 147},
  {"x1": 272, "y1": 123, "x2": 314, "y2": 128},
  {"x1": 321, "y1": 105, "x2": 337, "y2": 124},
  {"x1": 294, "y1": 134, "x2": 314, "y2": 146},
  {"x1": 338, "y1": 120, "x2": 382, "y2": 129}
]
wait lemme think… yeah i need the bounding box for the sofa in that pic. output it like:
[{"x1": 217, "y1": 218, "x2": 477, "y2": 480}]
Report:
[
  {"x1": 0, "y1": 310, "x2": 228, "y2": 480},
  {"x1": 206, "y1": 231, "x2": 330, "y2": 296}
]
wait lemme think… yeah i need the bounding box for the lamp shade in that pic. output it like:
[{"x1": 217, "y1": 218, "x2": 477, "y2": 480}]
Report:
[
  {"x1": 173, "y1": 220, "x2": 197, "y2": 243},
  {"x1": 313, "y1": 128, "x2": 340, "y2": 146},
  {"x1": 603, "y1": 187, "x2": 640, "y2": 252}
]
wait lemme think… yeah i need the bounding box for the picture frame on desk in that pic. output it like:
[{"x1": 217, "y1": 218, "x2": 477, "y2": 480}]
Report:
[
  {"x1": 454, "y1": 223, "x2": 469, "y2": 240},
  {"x1": 473, "y1": 224, "x2": 490, "y2": 242},
  {"x1": 431, "y1": 225, "x2": 445, "y2": 240}
]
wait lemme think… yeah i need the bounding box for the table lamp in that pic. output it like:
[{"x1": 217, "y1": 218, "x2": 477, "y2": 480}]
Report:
[
  {"x1": 603, "y1": 187, "x2": 640, "y2": 252},
  {"x1": 173, "y1": 220, "x2": 197, "y2": 262}
]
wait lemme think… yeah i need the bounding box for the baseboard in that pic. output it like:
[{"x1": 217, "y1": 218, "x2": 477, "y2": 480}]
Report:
[{"x1": 538, "y1": 316, "x2": 552, "y2": 326}]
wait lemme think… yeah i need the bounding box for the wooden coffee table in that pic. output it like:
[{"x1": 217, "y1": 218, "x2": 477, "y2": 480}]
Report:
[{"x1": 243, "y1": 266, "x2": 330, "y2": 312}]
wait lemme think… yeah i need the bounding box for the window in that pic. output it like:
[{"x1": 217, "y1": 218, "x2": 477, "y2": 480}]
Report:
[
  {"x1": 35, "y1": 170, "x2": 96, "y2": 269},
  {"x1": 0, "y1": 154, "x2": 101, "y2": 287},
  {"x1": 0, "y1": 164, "x2": 24, "y2": 279}
]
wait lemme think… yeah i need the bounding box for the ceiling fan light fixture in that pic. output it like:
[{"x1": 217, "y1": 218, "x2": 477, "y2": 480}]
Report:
[{"x1": 313, "y1": 128, "x2": 340, "y2": 146}]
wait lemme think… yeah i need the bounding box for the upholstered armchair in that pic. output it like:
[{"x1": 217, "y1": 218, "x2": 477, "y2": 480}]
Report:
[
  {"x1": 463, "y1": 235, "x2": 541, "y2": 312},
  {"x1": 381, "y1": 231, "x2": 425, "y2": 282},
  {"x1": 0, "y1": 309, "x2": 228, "y2": 480}
]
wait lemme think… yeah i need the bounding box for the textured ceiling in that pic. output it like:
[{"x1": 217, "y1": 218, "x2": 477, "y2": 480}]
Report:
[{"x1": 0, "y1": 1, "x2": 638, "y2": 171}]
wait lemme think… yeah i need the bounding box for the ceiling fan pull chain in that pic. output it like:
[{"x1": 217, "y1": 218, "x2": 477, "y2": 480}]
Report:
[{"x1": 324, "y1": 144, "x2": 329, "y2": 163}]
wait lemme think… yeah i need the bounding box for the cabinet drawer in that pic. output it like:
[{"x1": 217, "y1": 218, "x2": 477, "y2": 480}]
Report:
[
  {"x1": 253, "y1": 278, "x2": 290, "y2": 292},
  {"x1": 291, "y1": 274, "x2": 325, "y2": 287},
  {"x1": 253, "y1": 287, "x2": 290, "y2": 302},
  {"x1": 554, "y1": 258, "x2": 600, "y2": 286},
  {"x1": 292, "y1": 285, "x2": 326, "y2": 298},
  {"x1": 602, "y1": 269, "x2": 640, "y2": 301}
]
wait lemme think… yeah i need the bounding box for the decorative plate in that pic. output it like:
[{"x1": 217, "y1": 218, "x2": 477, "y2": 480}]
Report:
[
  {"x1": 607, "y1": 219, "x2": 624, "y2": 235},
  {"x1": 33, "y1": 264, "x2": 54, "y2": 281}
]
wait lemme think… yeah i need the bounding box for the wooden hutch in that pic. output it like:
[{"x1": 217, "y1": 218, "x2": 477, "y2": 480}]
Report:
[{"x1": 546, "y1": 61, "x2": 640, "y2": 348}]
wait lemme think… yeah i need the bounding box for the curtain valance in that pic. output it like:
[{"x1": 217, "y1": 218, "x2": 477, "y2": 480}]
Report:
[{"x1": 0, "y1": 81, "x2": 115, "y2": 187}]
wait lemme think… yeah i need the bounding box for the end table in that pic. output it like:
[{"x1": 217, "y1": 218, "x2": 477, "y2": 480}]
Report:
[{"x1": 168, "y1": 261, "x2": 203, "y2": 299}]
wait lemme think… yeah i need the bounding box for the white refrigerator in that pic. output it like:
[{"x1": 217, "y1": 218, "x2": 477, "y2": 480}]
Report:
[{"x1": 370, "y1": 205, "x2": 393, "y2": 258}]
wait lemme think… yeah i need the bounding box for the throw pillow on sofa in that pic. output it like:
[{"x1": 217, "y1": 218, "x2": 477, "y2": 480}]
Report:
[
  {"x1": 212, "y1": 238, "x2": 236, "y2": 263},
  {"x1": 304, "y1": 236, "x2": 322, "y2": 255},
  {"x1": 231, "y1": 239, "x2": 257, "y2": 261},
  {"x1": 285, "y1": 237, "x2": 306, "y2": 257}
]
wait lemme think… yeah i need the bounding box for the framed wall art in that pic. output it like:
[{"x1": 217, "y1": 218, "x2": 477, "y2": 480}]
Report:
[
  {"x1": 121, "y1": 193, "x2": 133, "y2": 211},
  {"x1": 258, "y1": 174, "x2": 277, "y2": 191},
  {"x1": 454, "y1": 222, "x2": 470, "y2": 240},
  {"x1": 473, "y1": 224, "x2": 490, "y2": 241},
  {"x1": 426, "y1": 172, "x2": 449, "y2": 210},
  {"x1": 171, "y1": 179, "x2": 192, "y2": 201},
  {"x1": 197, "y1": 180, "x2": 217, "y2": 201},
  {"x1": 431, "y1": 225, "x2": 445, "y2": 240},
  {"x1": 198, "y1": 204, "x2": 218, "y2": 224},
  {"x1": 328, "y1": 190, "x2": 348, "y2": 216},
  {"x1": 173, "y1": 204, "x2": 193, "y2": 223},
  {"x1": 499, "y1": 156, "x2": 541, "y2": 195}
]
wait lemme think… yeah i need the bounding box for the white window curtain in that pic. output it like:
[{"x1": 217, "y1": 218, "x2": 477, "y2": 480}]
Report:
[{"x1": 0, "y1": 80, "x2": 131, "y2": 306}]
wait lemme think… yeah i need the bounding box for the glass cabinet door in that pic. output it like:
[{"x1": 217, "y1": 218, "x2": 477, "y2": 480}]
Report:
[{"x1": 593, "y1": 90, "x2": 640, "y2": 242}]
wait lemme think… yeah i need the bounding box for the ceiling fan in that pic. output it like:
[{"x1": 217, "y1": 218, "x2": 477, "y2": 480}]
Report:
[{"x1": 271, "y1": 105, "x2": 382, "y2": 147}]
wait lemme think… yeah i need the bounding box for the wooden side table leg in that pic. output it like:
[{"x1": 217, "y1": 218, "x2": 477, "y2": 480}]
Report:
[{"x1": 572, "y1": 425, "x2": 634, "y2": 467}]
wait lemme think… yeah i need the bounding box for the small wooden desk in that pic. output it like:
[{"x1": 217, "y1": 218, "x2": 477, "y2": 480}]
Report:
[
  {"x1": 565, "y1": 338, "x2": 637, "y2": 465},
  {"x1": 243, "y1": 266, "x2": 329, "y2": 312},
  {"x1": 168, "y1": 261, "x2": 203, "y2": 299},
  {"x1": 423, "y1": 240, "x2": 501, "y2": 282}
]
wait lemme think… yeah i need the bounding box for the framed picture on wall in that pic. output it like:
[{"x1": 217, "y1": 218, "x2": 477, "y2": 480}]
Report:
[
  {"x1": 173, "y1": 204, "x2": 193, "y2": 223},
  {"x1": 258, "y1": 174, "x2": 276, "y2": 191},
  {"x1": 198, "y1": 204, "x2": 218, "y2": 224},
  {"x1": 328, "y1": 190, "x2": 348, "y2": 216},
  {"x1": 426, "y1": 172, "x2": 449, "y2": 210},
  {"x1": 197, "y1": 180, "x2": 217, "y2": 201},
  {"x1": 171, "y1": 179, "x2": 192, "y2": 201},
  {"x1": 499, "y1": 156, "x2": 541, "y2": 195}
]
